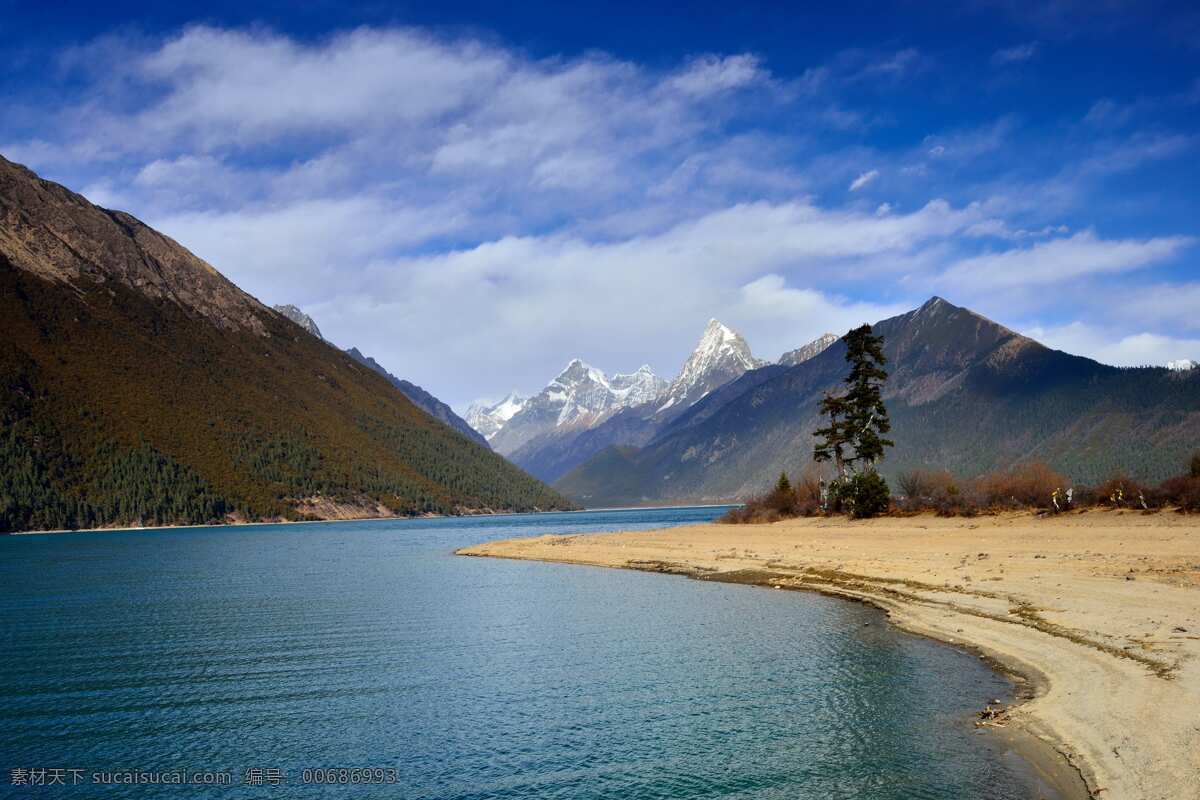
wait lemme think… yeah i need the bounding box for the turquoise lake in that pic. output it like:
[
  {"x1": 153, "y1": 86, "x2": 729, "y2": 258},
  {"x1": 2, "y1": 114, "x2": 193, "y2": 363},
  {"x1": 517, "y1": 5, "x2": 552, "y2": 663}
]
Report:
[{"x1": 0, "y1": 507, "x2": 1063, "y2": 798}]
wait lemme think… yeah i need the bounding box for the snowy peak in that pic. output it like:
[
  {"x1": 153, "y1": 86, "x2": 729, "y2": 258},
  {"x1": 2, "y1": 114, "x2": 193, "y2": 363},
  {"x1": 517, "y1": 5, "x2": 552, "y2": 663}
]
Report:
[
  {"x1": 1167, "y1": 359, "x2": 1198, "y2": 372},
  {"x1": 657, "y1": 319, "x2": 762, "y2": 414},
  {"x1": 609, "y1": 365, "x2": 669, "y2": 407},
  {"x1": 544, "y1": 359, "x2": 665, "y2": 427},
  {"x1": 465, "y1": 392, "x2": 527, "y2": 440},
  {"x1": 552, "y1": 358, "x2": 608, "y2": 389},
  {"x1": 476, "y1": 319, "x2": 763, "y2": 451},
  {"x1": 482, "y1": 358, "x2": 670, "y2": 454},
  {"x1": 779, "y1": 333, "x2": 839, "y2": 366},
  {"x1": 491, "y1": 392, "x2": 528, "y2": 422},
  {"x1": 273, "y1": 304, "x2": 323, "y2": 340}
]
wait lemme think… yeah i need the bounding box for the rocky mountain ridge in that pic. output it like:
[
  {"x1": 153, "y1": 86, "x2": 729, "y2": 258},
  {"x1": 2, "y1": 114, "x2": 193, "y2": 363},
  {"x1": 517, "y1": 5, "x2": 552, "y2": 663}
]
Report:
[
  {"x1": 656, "y1": 319, "x2": 764, "y2": 415},
  {"x1": 556, "y1": 297, "x2": 1200, "y2": 506},
  {"x1": 0, "y1": 154, "x2": 269, "y2": 334},
  {"x1": 480, "y1": 322, "x2": 842, "y2": 483},
  {"x1": 779, "y1": 332, "x2": 838, "y2": 366},
  {"x1": 273, "y1": 304, "x2": 324, "y2": 340},
  {"x1": 486, "y1": 359, "x2": 670, "y2": 455},
  {"x1": 466, "y1": 393, "x2": 527, "y2": 441}
]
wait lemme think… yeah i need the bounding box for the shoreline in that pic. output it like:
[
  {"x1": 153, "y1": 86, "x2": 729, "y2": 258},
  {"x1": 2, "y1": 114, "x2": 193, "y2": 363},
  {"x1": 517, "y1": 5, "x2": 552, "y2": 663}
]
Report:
[
  {"x1": 3, "y1": 503, "x2": 731, "y2": 536},
  {"x1": 699, "y1": 566, "x2": 1091, "y2": 800},
  {"x1": 458, "y1": 510, "x2": 1200, "y2": 800},
  {"x1": 2, "y1": 506, "x2": 590, "y2": 536}
]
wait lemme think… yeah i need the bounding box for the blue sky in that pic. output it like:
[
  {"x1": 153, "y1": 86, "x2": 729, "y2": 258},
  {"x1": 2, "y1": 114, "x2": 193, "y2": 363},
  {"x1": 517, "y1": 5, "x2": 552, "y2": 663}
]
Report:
[{"x1": 2, "y1": 1, "x2": 1198, "y2": 406}]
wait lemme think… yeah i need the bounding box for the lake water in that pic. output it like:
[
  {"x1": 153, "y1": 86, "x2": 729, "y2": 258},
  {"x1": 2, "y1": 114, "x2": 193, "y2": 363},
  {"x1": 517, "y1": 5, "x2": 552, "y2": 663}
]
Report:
[{"x1": 1, "y1": 508, "x2": 1063, "y2": 799}]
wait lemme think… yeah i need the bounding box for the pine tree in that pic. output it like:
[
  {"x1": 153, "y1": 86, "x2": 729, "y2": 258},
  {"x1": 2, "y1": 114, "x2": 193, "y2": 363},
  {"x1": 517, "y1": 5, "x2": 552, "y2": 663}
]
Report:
[
  {"x1": 816, "y1": 326, "x2": 892, "y2": 520},
  {"x1": 774, "y1": 472, "x2": 792, "y2": 493},
  {"x1": 813, "y1": 325, "x2": 893, "y2": 481},
  {"x1": 842, "y1": 324, "x2": 893, "y2": 470},
  {"x1": 813, "y1": 392, "x2": 850, "y2": 477}
]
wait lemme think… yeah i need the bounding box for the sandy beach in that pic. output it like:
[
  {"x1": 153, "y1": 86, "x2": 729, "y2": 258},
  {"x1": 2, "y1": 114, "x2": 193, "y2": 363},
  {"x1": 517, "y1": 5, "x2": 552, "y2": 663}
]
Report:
[{"x1": 458, "y1": 509, "x2": 1200, "y2": 800}]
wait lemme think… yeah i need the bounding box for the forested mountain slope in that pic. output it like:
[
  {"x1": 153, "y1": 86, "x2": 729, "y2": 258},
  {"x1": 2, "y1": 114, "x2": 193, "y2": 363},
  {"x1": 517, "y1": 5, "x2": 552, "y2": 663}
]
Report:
[
  {"x1": 0, "y1": 155, "x2": 572, "y2": 532},
  {"x1": 344, "y1": 347, "x2": 490, "y2": 448}
]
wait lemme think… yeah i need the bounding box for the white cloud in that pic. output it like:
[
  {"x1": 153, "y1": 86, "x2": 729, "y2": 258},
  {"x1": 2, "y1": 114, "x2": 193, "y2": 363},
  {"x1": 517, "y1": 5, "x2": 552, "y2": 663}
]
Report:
[
  {"x1": 963, "y1": 219, "x2": 1069, "y2": 239},
  {"x1": 1110, "y1": 283, "x2": 1200, "y2": 332},
  {"x1": 151, "y1": 195, "x2": 470, "y2": 293},
  {"x1": 254, "y1": 198, "x2": 984, "y2": 399},
  {"x1": 939, "y1": 230, "x2": 1192, "y2": 292},
  {"x1": 1030, "y1": 322, "x2": 1200, "y2": 367},
  {"x1": 856, "y1": 48, "x2": 922, "y2": 80},
  {"x1": 991, "y1": 41, "x2": 1039, "y2": 65},
  {"x1": 848, "y1": 169, "x2": 879, "y2": 191},
  {"x1": 734, "y1": 275, "x2": 910, "y2": 358},
  {"x1": 666, "y1": 55, "x2": 767, "y2": 96},
  {"x1": 4, "y1": 23, "x2": 1197, "y2": 404}
]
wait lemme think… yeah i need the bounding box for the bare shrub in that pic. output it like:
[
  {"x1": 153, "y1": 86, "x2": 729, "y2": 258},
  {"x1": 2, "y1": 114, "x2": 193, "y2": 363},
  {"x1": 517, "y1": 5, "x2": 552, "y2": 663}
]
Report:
[
  {"x1": 896, "y1": 468, "x2": 956, "y2": 501},
  {"x1": 976, "y1": 462, "x2": 1066, "y2": 509},
  {"x1": 1094, "y1": 475, "x2": 1150, "y2": 508},
  {"x1": 795, "y1": 464, "x2": 825, "y2": 504},
  {"x1": 1161, "y1": 476, "x2": 1200, "y2": 512},
  {"x1": 931, "y1": 485, "x2": 984, "y2": 517}
]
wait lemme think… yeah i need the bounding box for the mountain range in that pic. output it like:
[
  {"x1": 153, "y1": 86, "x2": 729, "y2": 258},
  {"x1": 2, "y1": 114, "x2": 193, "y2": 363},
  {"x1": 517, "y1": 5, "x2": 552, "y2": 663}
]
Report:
[
  {"x1": 555, "y1": 297, "x2": 1200, "y2": 507},
  {"x1": 0, "y1": 154, "x2": 572, "y2": 532},
  {"x1": 467, "y1": 319, "x2": 836, "y2": 484}
]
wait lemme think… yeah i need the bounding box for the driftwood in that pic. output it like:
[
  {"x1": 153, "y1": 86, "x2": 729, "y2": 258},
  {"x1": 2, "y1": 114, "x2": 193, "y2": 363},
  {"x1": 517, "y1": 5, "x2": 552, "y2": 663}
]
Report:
[{"x1": 975, "y1": 704, "x2": 1011, "y2": 728}]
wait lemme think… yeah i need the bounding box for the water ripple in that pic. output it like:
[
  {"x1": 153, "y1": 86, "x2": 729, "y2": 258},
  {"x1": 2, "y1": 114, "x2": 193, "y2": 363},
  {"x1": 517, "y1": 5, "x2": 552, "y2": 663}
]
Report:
[{"x1": 1, "y1": 508, "x2": 1062, "y2": 799}]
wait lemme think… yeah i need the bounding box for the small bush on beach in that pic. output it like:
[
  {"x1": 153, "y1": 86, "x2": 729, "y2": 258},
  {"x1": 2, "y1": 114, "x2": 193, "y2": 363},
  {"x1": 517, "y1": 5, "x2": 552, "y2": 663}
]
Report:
[
  {"x1": 931, "y1": 485, "x2": 985, "y2": 517},
  {"x1": 721, "y1": 466, "x2": 826, "y2": 523},
  {"x1": 895, "y1": 469, "x2": 959, "y2": 512},
  {"x1": 832, "y1": 471, "x2": 891, "y2": 519}
]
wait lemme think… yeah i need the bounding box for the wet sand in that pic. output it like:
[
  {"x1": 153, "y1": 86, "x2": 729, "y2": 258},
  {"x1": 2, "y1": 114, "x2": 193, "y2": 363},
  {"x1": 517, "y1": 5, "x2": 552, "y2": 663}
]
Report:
[{"x1": 459, "y1": 509, "x2": 1200, "y2": 800}]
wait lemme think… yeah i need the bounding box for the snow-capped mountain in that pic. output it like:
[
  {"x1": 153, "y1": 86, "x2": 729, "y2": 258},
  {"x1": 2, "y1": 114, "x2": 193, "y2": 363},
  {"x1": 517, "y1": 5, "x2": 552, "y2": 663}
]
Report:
[
  {"x1": 779, "y1": 333, "x2": 839, "y2": 366},
  {"x1": 471, "y1": 319, "x2": 763, "y2": 475},
  {"x1": 656, "y1": 319, "x2": 764, "y2": 415},
  {"x1": 273, "y1": 304, "x2": 323, "y2": 340},
  {"x1": 465, "y1": 392, "x2": 527, "y2": 441},
  {"x1": 1167, "y1": 359, "x2": 1198, "y2": 371},
  {"x1": 607, "y1": 365, "x2": 668, "y2": 409},
  {"x1": 487, "y1": 361, "x2": 668, "y2": 454}
]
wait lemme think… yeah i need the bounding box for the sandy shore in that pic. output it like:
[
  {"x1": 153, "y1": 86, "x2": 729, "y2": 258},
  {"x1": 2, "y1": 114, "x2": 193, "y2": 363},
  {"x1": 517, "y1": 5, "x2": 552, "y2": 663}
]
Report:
[{"x1": 458, "y1": 510, "x2": 1200, "y2": 800}]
